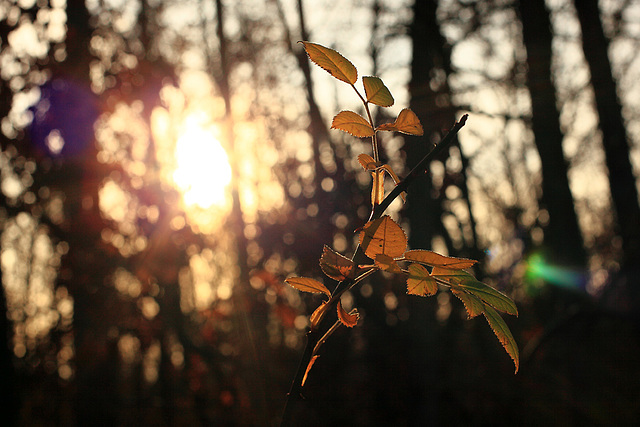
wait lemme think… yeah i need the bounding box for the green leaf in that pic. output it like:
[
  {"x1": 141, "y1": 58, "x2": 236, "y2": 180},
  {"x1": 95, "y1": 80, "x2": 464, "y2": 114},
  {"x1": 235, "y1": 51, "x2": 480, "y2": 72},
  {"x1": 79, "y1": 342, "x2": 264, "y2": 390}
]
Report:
[
  {"x1": 405, "y1": 250, "x2": 477, "y2": 270},
  {"x1": 320, "y1": 245, "x2": 355, "y2": 281},
  {"x1": 359, "y1": 215, "x2": 407, "y2": 260},
  {"x1": 450, "y1": 288, "x2": 484, "y2": 318},
  {"x1": 299, "y1": 41, "x2": 358, "y2": 84},
  {"x1": 431, "y1": 268, "x2": 518, "y2": 316},
  {"x1": 331, "y1": 111, "x2": 374, "y2": 137},
  {"x1": 285, "y1": 277, "x2": 331, "y2": 296},
  {"x1": 483, "y1": 304, "x2": 520, "y2": 373},
  {"x1": 363, "y1": 76, "x2": 394, "y2": 107},
  {"x1": 376, "y1": 108, "x2": 424, "y2": 135},
  {"x1": 406, "y1": 263, "x2": 438, "y2": 296}
]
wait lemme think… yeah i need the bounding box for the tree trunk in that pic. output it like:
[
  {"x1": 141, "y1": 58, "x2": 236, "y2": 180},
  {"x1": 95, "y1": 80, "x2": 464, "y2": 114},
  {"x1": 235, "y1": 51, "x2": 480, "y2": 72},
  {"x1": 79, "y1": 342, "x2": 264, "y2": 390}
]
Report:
[
  {"x1": 573, "y1": 0, "x2": 640, "y2": 267},
  {"x1": 518, "y1": 0, "x2": 587, "y2": 268}
]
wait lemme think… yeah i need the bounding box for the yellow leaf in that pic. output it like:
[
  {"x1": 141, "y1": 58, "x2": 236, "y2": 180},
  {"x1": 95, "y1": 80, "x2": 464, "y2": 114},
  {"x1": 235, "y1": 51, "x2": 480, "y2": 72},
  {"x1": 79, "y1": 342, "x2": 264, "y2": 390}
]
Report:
[
  {"x1": 379, "y1": 164, "x2": 406, "y2": 203},
  {"x1": 451, "y1": 288, "x2": 484, "y2": 318},
  {"x1": 483, "y1": 304, "x2": 520, "y2": 373},
  {"x1": 337, "y1": 301, "x2": 359, "y2": 327},
  {"x1": 404, "y1": 250, "x2": 477, "y2": 269},
  {"x1": 363, "y1": 76, "x2": 394, "y2": 107},
  {"x1": 309, "y1": 301, "x2": 328, "y2": 329},
  {"x1": 357, "y1": 153, "x2": 378, "y2": 171},
  {"x1": 371, "y1": 169, "x2": 385, "y2": 206},
  {"x1": 374, "y1": 254, "x2": 403, "y2": 274},
  {"x1": 299, "y1": 41, "x2": 358, "y2": 84},
  {"x1": 302, "y1": 355, "x2": 319, "y2": 387},
  {"x1": 376, "y1": 108, "x2": 424, "y2": 136},
  {"x1": 320, "y1": 245, "x2": 355, "y2": 281},
  {"x1": 331, "y1": 111, "x2": 374, "y2": 137},
  {"x1": 359, "y1": 215, "x2": 407, "y2": 259},
  {"x1": 285, "y1": 277, "x2": 331, "y2": 296},
  {"x1": 406, "y1": 263, "x2": 438, "y2": 296}
]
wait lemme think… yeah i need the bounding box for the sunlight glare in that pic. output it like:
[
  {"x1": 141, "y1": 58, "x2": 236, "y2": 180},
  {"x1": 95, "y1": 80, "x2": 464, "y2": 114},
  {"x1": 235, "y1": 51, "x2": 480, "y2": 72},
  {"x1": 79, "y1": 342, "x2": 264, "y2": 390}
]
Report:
[{"x1": 173, "y1": 116, "x2": 232, "y2": 209}]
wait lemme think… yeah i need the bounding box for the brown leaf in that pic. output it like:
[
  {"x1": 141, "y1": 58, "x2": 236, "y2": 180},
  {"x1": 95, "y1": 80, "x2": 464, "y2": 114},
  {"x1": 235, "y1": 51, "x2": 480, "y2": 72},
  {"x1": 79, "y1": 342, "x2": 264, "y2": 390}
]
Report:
[
  {"x1": 320, "y1": 245, "x2": 355, "y2": 281},
  {"x1": 302, "y1": 355, "x2": 319, "y2": 387},
  {"x1": 376, "y1": 108, "x2": 424, "y2": 135},
  {"x1": 374, "y1": 254, "x2": 403, "y2": 274},
  {"x1": 404, "y1": 250, "x2": 477, "y2": 269},
  {"x1": 299, "y1": 41, "x2": 357, "y2": 84},
  {"x1": 357, "y1": 153, "x2": 378, "y2": 171},
  {"x1": 285, "y1": 277, "x2": 331, "y2": 296},
  {"x1": 363, "y1": 76, "x2": 394, "y2": 107},
  {"x1": 309, "y1": 301, "x2": 328, "y2": 329},
  {"x1": 337, "y1": 301, "x2": 359, "y2": 328},
  {"x1": 331, "y1": 111, "x2": 374, "y2": 137},
  {"x1": 359, "y1": 215, "x2": 407, "y2": 259},
  {"x1": 451, "y1": 288, "x2": 484, "y2": 318}
]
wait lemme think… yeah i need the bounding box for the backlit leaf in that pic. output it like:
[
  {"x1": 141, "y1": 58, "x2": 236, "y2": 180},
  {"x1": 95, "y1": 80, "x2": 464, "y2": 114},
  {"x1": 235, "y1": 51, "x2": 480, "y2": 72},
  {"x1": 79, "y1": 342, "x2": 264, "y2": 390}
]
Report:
[
  {"x1": 405, "y1": 250, "x2": 477, "y2": 269},
  {"x1": 337, "y1": 301, "x2": 359, "y2": 327},
  {"x1": 483, "y1": 304, "x2": 520, "y2": 373},
  {"x1": 451, "y1": 288, "x2": 484, "y2": 318},
  {"x1": 371, "y1": 169, "x2": 385, "y2": 206},
  {"x1": 357, "y1": 153, "x2": 378, "y2": 171},
  {"x1": 285, "y1": 277, "x2": 331, "y2": 296},
  {"x1": 379, "y1": 164, "x2": 406, "y2": 203},
  {"x1": 320, "y1": 245, "x2": 355, "y2": 281},
  {"x1": 432, "y1": 268, "x2": 517, "y2": 316},
  {"x1": 300, "y1": 41, "x2": 357, "y2": 84},
  {"x1": 363, "y1": 76, "x2": 394, "y2": 107},
  {"x1": 331, "y1": 111, "x2": 374, "y2": 137},
  {"x1": 302, "y1": 355, "x2": 319, "y2": 387},
  {"x1": 359, "y1": 215, "x2": 407, "y2": 259},
  {"x1": 376, "y1": 108, "x2": 424, "y2": 135},
  {"x1": 309, "y1": 301, "x2": 328, "y2": 329},
  {"x1": 375, "y1": 254, "x2": 403, "y2": 274},
  {"x1": 406, "y1": 263, "x2": 438, "y2": 296}
]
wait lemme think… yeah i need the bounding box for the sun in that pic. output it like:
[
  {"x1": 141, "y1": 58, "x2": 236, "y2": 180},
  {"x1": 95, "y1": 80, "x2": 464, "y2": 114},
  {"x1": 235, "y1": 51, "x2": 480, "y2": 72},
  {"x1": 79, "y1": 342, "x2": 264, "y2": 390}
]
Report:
[{"x1": 172, "y1": 115, "x2": 232, "y2": 209}]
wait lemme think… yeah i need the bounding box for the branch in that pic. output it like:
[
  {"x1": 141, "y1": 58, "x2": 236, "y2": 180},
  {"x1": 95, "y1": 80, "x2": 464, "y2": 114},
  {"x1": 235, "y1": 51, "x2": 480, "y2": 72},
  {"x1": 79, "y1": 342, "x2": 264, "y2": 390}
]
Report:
[{"x1": 280, "y1": 115, "x2": 468, "y2": 426}]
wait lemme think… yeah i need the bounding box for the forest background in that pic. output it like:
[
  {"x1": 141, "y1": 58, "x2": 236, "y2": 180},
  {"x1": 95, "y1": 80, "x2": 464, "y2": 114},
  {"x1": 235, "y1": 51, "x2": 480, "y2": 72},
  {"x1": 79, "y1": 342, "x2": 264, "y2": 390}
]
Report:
[{"x1": 1, "y1": 0, "x2": 639, "y2": 425}]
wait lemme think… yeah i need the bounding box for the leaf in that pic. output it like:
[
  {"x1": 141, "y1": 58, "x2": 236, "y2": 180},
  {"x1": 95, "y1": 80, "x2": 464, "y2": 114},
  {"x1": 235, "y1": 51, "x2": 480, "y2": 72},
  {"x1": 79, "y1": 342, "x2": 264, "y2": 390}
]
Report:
[
  {"x1": 406, "y1": 263, "x2": 438, "y2": 296},
  {"x1": 309, "y1": 301, "x2": 328, "y2": 329},
  {"x1": 431, "y1": 268, "x2": 518, "y2": 316},
  {"x1": 359, "y1": 215, "x2": 407, "y2": 259},
  {"x1": 376, "y1": 108, "x2": 424, "y2": 136},
  {"x1": 320, "y1": 245, "x2": 355, "y2": 281},
  {"x1": 299, "y1": 41, "x2": 357, "y2": 84},
  {"x1": 285, "y1": 277, "x2": 331, "y2": 297},
  {"x1": 379, "y1": 164, "x2": 406, "y2": 202},
  {"x1": 337, "y1": 301, "x2": 359, "y2": 327},
  {"x1": 357, "y1": 153, "x2": 378, "y2": 171},
  {"x1": 331, "y1": 111, "x2": 374, "y2": 137},
  {"x1": 404, "y1": 250, "x2": 478, "y2": 270},
  {"x1": 363, "y1": 76, "x2": 394, "y2": 107},
  {"x1": 483, "y1": 304, "x2": 520, "y2": 373},
  {"x1": 451, "y1": 288, "x2": 485, "y2": 318},
  {"x1": 375, "y1": 254, "x2": 403, "y2": 274},
  {"x1": 371, "y1": 169, "x2": 385, "y2": 206},
  {"x1": 302, "y1": 355, "x2": 319, "y2": 387}
]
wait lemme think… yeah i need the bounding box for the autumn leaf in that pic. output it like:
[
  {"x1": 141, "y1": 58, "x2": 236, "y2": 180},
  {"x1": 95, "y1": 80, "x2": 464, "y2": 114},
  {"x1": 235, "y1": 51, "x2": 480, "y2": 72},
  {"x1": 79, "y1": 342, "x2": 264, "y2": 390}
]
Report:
[
  {"x1": 451, "y1": 288, "x2": 484, "y2": 318},
  {"x1": 320, "y1": 245, "x2": 355, "y2": 281},
  {"x1": 331, "y1": 111, "x2": 374, "y2": 137},
  {"x1": 299, "y1": 41, "x2": 358, "y2": 84},
  {"x1": 376, "y1": 108, "x2": 424, "y2": 136},
  {"x1": 379, "y1": 164, "x2": 406, "y2": 202},
  {"x1": 375, "y1": 254, "x2": 403, "y2": 274},
  {"x1": 337, "y1": 301, "x2": 359, "y2": 327},
  {"x1": 371, "y1": 169, "x2": 385, "y2": 206},
  {"x1": 285, "y1": 277, "x2": 331, "y2": 296},
  {"x1": 406, "y1": 263, "x2": 438, "y2": 296},
  {"x1": 302, "y1": 355, "x2": 319, "y2": 387},
  {"x1": 431, "y1": 268, "x2": 518, "y2": 316},
  {"x1": 359, "y1": 215, "x2": 407, "y2": 259},
  {"x1": 404, "y1": 250, "x2": 478, "y2": 270},
  {"x1": 363, "y1": 76, "x2": 394, "y2": 107},
  {"x1": 357, "y1": 153, "x2": 378, "y2": 171},
  {"x1": 483, "y1": 304, "x2": 520, "y2": 373},
  {"x1": 309, "y1": 301, "x2": 328, "y2": 329}
]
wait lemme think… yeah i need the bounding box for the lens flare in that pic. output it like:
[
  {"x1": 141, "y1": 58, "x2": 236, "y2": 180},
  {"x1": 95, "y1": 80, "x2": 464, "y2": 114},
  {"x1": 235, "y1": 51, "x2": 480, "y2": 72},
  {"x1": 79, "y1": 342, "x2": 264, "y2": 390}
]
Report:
[{"x1": 526, "y1": 253, "x2": 586, "y2": 289}]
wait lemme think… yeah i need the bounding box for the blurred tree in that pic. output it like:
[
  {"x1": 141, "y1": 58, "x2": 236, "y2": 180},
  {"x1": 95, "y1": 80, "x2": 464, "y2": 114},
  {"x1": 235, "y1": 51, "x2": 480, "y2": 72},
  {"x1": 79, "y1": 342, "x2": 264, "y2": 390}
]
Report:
[
  {"x1": 518, "y1": 0, "x2": 587, "y2": 268},
  {"x1": 574, "y1": 0, "x2": 640, "y2": 268}
]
